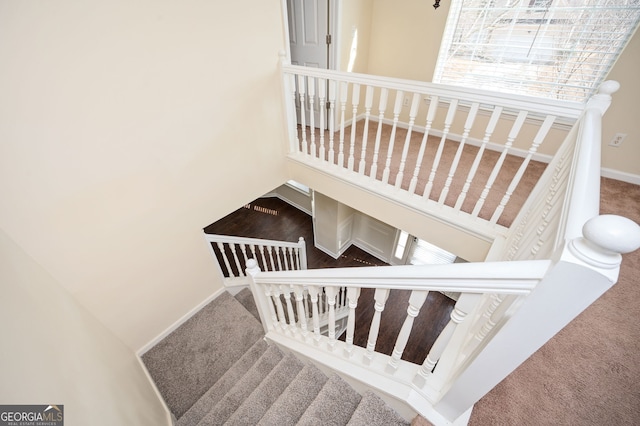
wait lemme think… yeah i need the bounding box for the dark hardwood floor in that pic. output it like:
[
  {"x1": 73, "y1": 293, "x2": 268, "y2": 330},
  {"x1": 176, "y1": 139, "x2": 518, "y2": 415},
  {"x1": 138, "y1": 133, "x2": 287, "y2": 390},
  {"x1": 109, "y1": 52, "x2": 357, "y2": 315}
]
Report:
[{"x1": 204, "y1": 196, "x2": 455, "y2": 365}]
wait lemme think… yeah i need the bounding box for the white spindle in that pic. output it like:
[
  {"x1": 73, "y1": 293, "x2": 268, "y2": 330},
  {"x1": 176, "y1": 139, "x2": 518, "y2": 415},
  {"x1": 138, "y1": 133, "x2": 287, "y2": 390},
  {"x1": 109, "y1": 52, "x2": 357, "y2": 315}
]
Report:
[
  {"x1": 276, "y1": 247, "x2": 284, "y2": 271},
  {"x1": 388, "y1": 290, "x2": 428, "y2": 371},
  {"x1": 344, "y1": 287, "x2": 361, "y2": 358},
  {"x1": 267, "y1": 246, "x2": 276, "y2": 271},
  {"x1": 328, "y1": 80, "x2": 337, "y2": 164},
  {"x1": 414, "y1": 300, "x2": 472, "y2": 386},
  {"x1": 348, "y1": 83, "x2": 361, "y2": 171},
  {"x1": 358, "y1": 86, "x2": 375, "y2": 175},
  {"x1": 258, "y1": 245, "x2": 268, "y2": 271},
  {"x1": 318, "y1": 78, "x2": 327, "y2": 161},
  {"x1": 288, "y1": 73, "x2": 300, "y2": 154},
  {"x1": 472, "y1": 110, "x2": 528, "y2": 218},
  {"x1": 423, "y1": 100, "x2": 459, "y2": 200},
  {"x1": 282, "y1": 285, "x2": 297, "y2": 335},
  {"x1": 455, "y1": 106, "x2": 503, "y2": 210},
  {"x1": 325, "y1": 286, "x2": 337, "y2": 350},
  {"x1": 298, "y1": 237, "x2": 307, "y2": 270},
  {"x1": 370, "y1": 88, "x2": 389, "y2": 179},
  {"x1": 409, "y1": 96, "x2": 439, "y2": 194},
  {"x1": 217, "y1": 242, "x2": 234, "y2": 277},
  {"x1": 490, "y1": 114, "x2": 556, "y2": 224},
  {"x1": 395, "y1": 93, "x2": 421, "y2": 188},
  {"x1": 382, "y1": 91, "x2": 404, "y2": 185},
  {"x1": 249, "y1": 244, "x2": 258, "y2": 267},
  {"x1": 364, "y1": 288, "x2": 389, "y2": 365},
  {"x1": 271, "y1": 285, "x2": 288, "y2": 333},
  {"x1": 298, "y1": 74, "x2": 308, "y2": 155},
  {"x1": 263, "y1": 285, "x2": 279, "y2": 331},
  {"x1": 308, "y1": 76, "x2": 317, "y2": 158},
  {"x1": 338, "y1": 81, "x2": 349, "y2": 168},
  {"x1": 239, "y1": 244, "x2": 249, "y2": 264},
  {"x1": 308, "y1": 286, "x2": 322, "y2": 345},
  {"x1": 230, "y1": 244, "x2": 244, "y2": 277},
  {"x1": 439, "y1": 102, "x2": 480, "y2": 204},
  {"x1": 288, "y1": 247, "x2": 296, "y2": 271},
  {"x1": 294, "y1": 286, "x2": 309, "y2": 338}
]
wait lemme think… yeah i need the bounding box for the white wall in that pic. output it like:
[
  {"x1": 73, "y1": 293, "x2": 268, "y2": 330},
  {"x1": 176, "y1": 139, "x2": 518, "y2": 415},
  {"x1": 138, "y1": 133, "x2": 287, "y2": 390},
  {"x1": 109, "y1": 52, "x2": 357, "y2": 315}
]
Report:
[
  {"x1": 0, "y1": 229, "x2": 170, "y2": 425},
  {"x1": 0, "y1": 0, "x2": 289, "y2": 351}
]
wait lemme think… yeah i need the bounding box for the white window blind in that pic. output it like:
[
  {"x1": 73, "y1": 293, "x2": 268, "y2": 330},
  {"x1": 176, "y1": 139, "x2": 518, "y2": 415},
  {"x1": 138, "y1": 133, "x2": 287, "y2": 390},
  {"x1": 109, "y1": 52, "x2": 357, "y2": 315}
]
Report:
[{"x1": 434, "y1": 0, "x2": 640, "y2": 102}]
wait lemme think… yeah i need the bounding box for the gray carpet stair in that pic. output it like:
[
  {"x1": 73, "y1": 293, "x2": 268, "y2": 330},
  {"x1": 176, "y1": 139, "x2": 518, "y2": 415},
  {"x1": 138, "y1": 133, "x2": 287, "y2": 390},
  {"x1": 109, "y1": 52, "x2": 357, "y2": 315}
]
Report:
[{"x1": 143, "y1": 288, "x2": 409, "y2": 426}]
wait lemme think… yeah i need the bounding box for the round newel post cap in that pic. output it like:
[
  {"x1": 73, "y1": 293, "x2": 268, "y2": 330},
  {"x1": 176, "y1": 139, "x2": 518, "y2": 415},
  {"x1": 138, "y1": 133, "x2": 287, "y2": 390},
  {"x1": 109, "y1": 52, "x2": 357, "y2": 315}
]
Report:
[
  {"x1": 246, "y1": 258, "x2": 261, "y2": 276},
  {"x1": 569, "y1": 215, "x2": 640, "y2": 269},
  {"x1": 598, "y1": 80, "x2": 620, "y2": 96}
]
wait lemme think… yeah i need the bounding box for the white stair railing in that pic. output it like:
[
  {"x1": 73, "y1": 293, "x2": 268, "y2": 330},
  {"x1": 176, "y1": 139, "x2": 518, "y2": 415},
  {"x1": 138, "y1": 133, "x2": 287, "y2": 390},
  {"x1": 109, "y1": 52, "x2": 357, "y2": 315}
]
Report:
[
  {"x1": 256, "y1": 74, "x2": 640, "y2": 425},
  {"x1": 281, "y1": 60, "x2": 585, "y2": 237},
  {"x1": 204, "y1": 234, "x2": 307, "y2": 287}
]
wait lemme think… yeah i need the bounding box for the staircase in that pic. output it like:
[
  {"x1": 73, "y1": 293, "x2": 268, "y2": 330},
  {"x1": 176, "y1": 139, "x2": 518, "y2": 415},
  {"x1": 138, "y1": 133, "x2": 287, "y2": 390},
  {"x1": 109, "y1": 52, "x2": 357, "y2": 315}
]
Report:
[{"x1": 142, "y1": 290, "x2": 411, "y2": 426}]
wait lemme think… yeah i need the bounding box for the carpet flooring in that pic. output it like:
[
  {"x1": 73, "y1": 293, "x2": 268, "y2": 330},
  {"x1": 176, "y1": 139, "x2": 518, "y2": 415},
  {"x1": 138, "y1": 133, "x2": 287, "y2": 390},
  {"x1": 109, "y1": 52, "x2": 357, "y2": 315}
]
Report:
[{"x1": 143, "y1": 290, "x2": 409, "y2": 426}]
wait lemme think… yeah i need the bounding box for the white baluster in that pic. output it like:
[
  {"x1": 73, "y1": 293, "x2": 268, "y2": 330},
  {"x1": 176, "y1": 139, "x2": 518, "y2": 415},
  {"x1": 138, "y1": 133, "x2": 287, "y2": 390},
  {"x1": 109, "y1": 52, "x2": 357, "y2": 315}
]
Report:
[
  {"x1": 409, "y1": 95, "x2": 439, "y2": 194},
  {"x1": 318, "y1": 78, "x2": 327, "y2": 161},
  {"x1": 293, "y1": 286, "x2": 308, "y2": 338},
  {"x1": 455, "y1": 106, "x2": 503, "y2": 210},
  {"x1": 439, "y1": 102, "x2": 480, "y2": 205},
  {"x1": 288, "y1": 73, "x2": 300, "y2": 153},
  {"x1": 395, "y1": 93, "x2": 421, "y2": 188},
  {"x1": 216, "y1": 242, "x2": 234, "y2": 277},
  {"x1": 308, "y1": 76, "x2": 316, "y2": 158},
  {"x1": 328, "y1": 80, "x2": 337, "y2": 164},
  {"x1": 282, "y1": 285, "x2": 297, "y2": 336},
  {"x1": 308, "y1": 286, "x2": 322, "y2": 346},
  {"x1": 239, "y1": 244, "x2": 249, "y2": 265},
  {"x1": 370, "y1": 88, "x2": 389, "y2": 179},
  {"x1": 358, "y1": 86, "x2": 375, "y2": 175},
  {"x1": 229, "y1": 244, "x2": 244, "y2": 277},
  {"x1": 258, "y1": 245, "x2": 268, "y2": 271},
  {"x1": 491, "y1": 114, "x2": 556, "y2": 224},
  {"x1": 263, "y1": 286, "x2": 279, "y2": 332},
  {"x1": 414, "y1": 299, "x2": 473, "y2": 387},
  {"x1": 275, "y1": 247, "x2": 284, "y2": 271},
  {"x1": 298, "y1": 74, "x2": 308, "y2": 155},
  {"x1": 423, "y1": 100, "x2": 459, "y2": 200},
  {"x1": 387, "y1": 291, "x2": 428, "y2": 372},
  {"x1": 271, "y1": 285, "x2": 288, "y2": 333},
  {"x1": 325, "y1": 286, "x2": 338, "y2": 350},
  {"x1": 381, "y1": 90, "x2": 404, "y2": 185},
  {"x1": 348, "y1": 83, "x2": 360, "y2": 171},
  {"x1": 267, "y1": 245, "x2": 276, "y2": 271},
  {"x1": 364, "y1": 288, "x2": 390, "y2": 365},
  {"x1": 338, "y1": 81, "x2": 348, "y2": 168},
  {"x1": 303, "y1": 289, "x2": 309, "y2": 321},
  {"x1": 472, "y1": 110, "x2": 528, "y2": 218},
  {"x1": 249, "y1": 244, "x2": 258, "y2": 267},
  {"x1": 344, "y1": 287, "x2": 361, "y2": 358},
  {"x1": 288, "y1": 247, "x2": 296, "y2": 271}
]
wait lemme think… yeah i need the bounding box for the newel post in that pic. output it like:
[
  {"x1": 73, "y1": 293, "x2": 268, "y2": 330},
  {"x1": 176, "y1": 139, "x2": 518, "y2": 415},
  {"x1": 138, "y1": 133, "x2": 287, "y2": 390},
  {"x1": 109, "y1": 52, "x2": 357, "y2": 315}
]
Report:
[
  {"x1": 586, "y1": 80, "x2": 620, "y2": 115},
  {"x1": 433, "y1": 215, "x2": 640, "y2": 423},
  {"x1": 246, "y1": 259, "x2": 273, "y2": 334}
]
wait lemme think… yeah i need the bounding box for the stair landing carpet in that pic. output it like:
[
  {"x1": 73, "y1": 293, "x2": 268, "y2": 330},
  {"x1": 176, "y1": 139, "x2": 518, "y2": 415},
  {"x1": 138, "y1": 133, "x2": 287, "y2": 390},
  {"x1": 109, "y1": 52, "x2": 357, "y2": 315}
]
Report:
[{"x1": 142, "y1": 289, "x2": 409, "y2": 425}]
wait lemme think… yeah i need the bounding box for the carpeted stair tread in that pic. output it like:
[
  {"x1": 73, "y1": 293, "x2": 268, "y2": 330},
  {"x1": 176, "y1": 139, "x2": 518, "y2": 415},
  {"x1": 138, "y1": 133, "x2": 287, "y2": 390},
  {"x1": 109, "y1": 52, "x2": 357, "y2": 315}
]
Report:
[
  {"x1": 347, "y1": 391, "x2": 409, "y2": 426},
  {"x1": 196, "y1": 345, "x2": 284, "y2": 425},
  {"x1": 257, "y1": 363, "x2": 328, "y2": 426},
  {"x1": 176, "y1": 338, "x2": 268, "y2": 426},
  {"x1": 142, "y1": 292, "x2": 264, "y2": 418},
  {"x1": 234, "y1": 287, "x2": 261, "y2": 322},
  {"x1": 225, "y1": 352, "x2": 305, "y2": 425},
  {"x1": 297, "y1": 374, "x2": 362, "y2": 426}
]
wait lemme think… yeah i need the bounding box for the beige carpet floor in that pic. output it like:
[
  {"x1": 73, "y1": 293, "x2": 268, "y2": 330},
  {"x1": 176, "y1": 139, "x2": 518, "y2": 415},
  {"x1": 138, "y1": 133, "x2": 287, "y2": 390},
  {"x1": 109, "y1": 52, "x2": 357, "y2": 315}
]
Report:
[{"x1": 469, "y1": 177, "x2": 640, "y2": 425}]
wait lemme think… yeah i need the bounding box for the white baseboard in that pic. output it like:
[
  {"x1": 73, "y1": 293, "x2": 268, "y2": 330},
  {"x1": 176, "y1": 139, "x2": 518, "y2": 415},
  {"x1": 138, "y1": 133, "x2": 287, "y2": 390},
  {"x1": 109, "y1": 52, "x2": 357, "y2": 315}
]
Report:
[
  {"x1": 135, "y1": 355, "x2": 174, "y2": 425},
  {"x1": 136, "y1": 287, "x2": 226, "y2": 356},
  {"x1": 601, "y1": 167, "x2": 640, "y2": 185},
  {"x1": 314, "y1": 242, "x2": 340, "y2": 259}
]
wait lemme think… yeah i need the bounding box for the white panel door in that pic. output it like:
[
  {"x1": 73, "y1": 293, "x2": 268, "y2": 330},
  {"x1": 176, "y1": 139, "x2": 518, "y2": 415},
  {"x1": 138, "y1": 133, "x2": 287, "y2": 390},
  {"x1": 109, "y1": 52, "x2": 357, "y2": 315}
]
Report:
[{"x1": 288, "y1": 0, "x2": 329, "y2": 69}]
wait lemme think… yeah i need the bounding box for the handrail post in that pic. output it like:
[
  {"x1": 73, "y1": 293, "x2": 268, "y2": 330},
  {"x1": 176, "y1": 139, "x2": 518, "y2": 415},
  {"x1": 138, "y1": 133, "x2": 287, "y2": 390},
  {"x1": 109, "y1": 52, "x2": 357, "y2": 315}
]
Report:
[
  {"x1": 298, "y1": 237, "x2": 307, "y2": 270},
  {"x1": 246, "y1": 259, "x2": 272, "y2": 334}
]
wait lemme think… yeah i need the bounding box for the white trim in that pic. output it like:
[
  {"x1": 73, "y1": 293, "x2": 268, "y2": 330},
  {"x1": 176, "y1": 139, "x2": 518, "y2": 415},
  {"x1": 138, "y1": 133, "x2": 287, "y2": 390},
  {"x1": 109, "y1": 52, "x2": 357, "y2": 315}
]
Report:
[
  {"x1": 262, "y1": 192, "x2": 313, "y2": 216},
  {"x1": 314, "y1": 241, "x2": 340, "y2": 259},
  {"x1": 600, "y1": 167, "x2": 640, "y2": 185},
  {"x1": 136, "y1": 287, "x2": 226, "y2": 356},
  {"x1": 135, "y1": 356, "x2": 175, "y2": 425}
]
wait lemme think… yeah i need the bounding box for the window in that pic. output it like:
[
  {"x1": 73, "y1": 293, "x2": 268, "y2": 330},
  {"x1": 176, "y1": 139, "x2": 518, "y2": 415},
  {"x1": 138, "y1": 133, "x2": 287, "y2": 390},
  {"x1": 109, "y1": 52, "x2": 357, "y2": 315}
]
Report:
[{"x1": 434, "y1": 0, "x2": 640, "y2": 102}]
